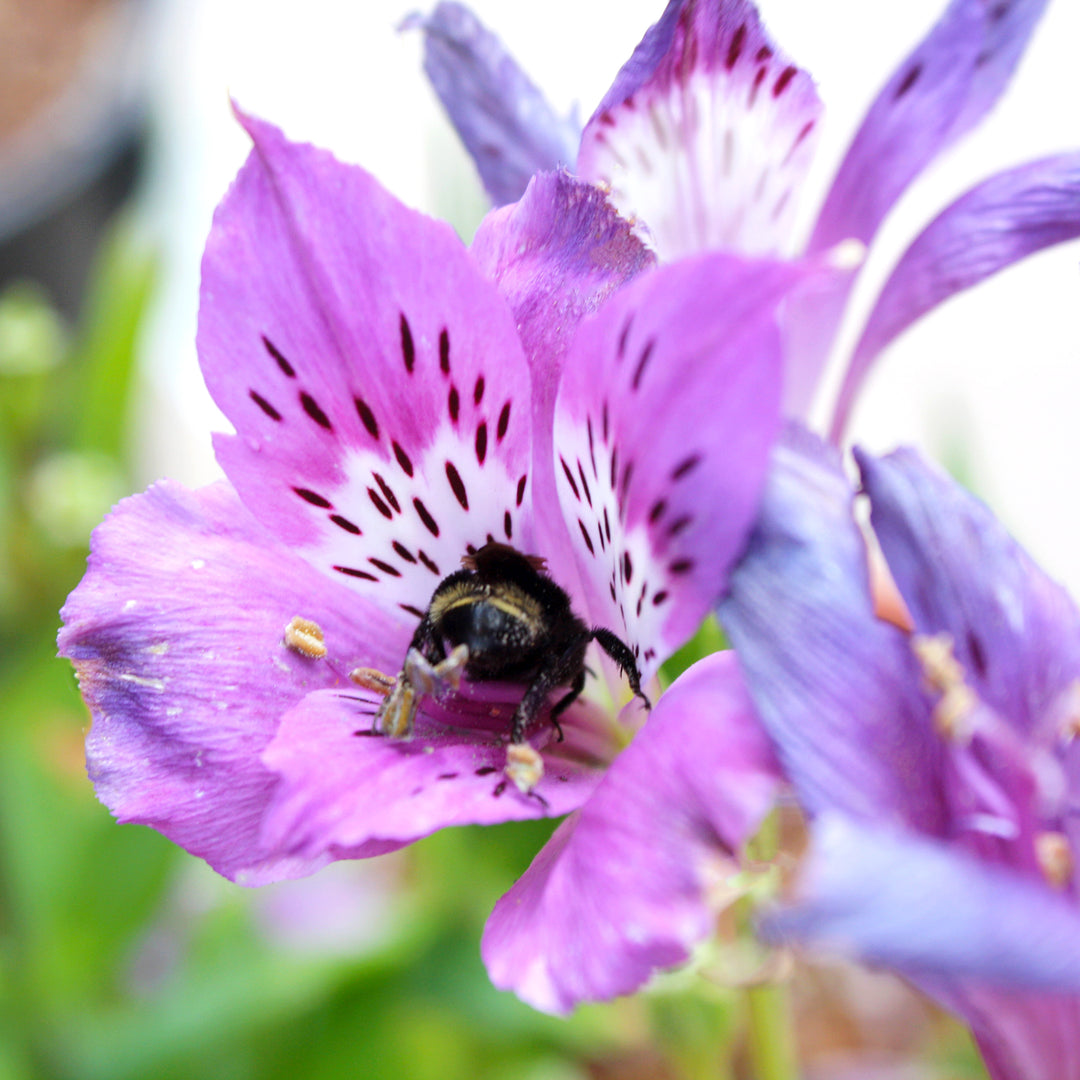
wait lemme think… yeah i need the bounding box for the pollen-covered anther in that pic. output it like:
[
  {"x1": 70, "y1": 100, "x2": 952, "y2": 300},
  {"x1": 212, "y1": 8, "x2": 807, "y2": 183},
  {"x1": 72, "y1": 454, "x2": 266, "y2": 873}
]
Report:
[
  {"x1": 1053, "y1": 678, "x2": 1080, "y2": 741},
  {"x1": 505, "y1": 742, "x2": 544, "y2": 794},
  {"x1": 283, "y1": 616, "x2": 327, "y2": 658},
  {"x1": 1036, "y1": 831, "x2": 1074, "y2": 890},
  {"x1": 911, "y1": 633, "x2": 976, "y2": 738},
  {"x1": 349, "y1": 667, "x2": 395, "y2": 696}
]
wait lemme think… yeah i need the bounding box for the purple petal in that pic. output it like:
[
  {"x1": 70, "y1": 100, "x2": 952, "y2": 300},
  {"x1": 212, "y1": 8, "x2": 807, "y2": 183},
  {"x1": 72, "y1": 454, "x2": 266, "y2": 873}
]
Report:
[
  {"x1": 471, "y1": 170, "x2": 655, "y2": 588},
  {"x1": 553, "y1": 253, "x2": 811, "y2": 678},
  {"x1": 58, "y1": 481, "x2": 408, "y2": 883},
  {"x1": 766, "y1": 813, "x2": 1080, "y2": 994},
  {"x1": 406, "y1": 3, "x2": 580, "y2": 205},
  {"x1": 856, "y1": 446, "x2": 1080, "y2": 740},
  {"x1": 259, "y1": 688, "x2": 607, "y2": 859},
  {"x1": 831, "y1": 153, "x2": 1080, "y2": 438},
  {"x1": 937, "y1": 984, "x2": 1080, "y2": 1080},
  {"x1": 199, "y1": 110, "x2": 534, "y2": 616},
  {"x1": 577, "y1": 0, "x2": 822, "y2": 259},
  {"x1": 482, "y1": 652, "x2": 780, "y2": 1014},
  {"x1": 810, "y1": 0, "x2": 1049, "y2": 253},
  {"x1": 719, "y1": 427, "x2": 948, "y2": 829}
]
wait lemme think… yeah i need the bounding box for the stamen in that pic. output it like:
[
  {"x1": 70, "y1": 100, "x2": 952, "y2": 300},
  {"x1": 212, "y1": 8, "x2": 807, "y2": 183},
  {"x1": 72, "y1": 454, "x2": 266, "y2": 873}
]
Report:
[
  {"x1": 912, "y1": 633, "x2": 976, "y2": 738},
  {"x1": 349, "y1": 667, "x2": 395, "y2": 696},
  {"x1": 1036, "y1": 831, "x2": 1074, "y2": 890},
  {"x1": 283, "y1": 616, "x2": 327, "y2": 658},
  {"x1": 505, "y1": 743, "x2": 544, "y2": 794}
]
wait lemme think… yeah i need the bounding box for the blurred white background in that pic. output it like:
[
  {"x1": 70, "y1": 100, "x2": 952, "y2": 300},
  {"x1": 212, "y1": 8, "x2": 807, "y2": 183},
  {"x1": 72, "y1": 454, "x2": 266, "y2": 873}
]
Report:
[{"x1": 137, "y1": 0, "x2": 1080, "y2": 591}]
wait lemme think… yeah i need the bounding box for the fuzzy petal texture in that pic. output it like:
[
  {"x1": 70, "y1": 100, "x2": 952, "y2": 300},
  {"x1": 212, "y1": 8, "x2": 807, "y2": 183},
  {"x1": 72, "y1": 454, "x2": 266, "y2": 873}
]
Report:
[
  {"x1": 719, "y1": 427, "x2": 947, "y2": 830},
  {"x1": 578, "y1": 0, "x2": 822, "y2": 260},
  {"x1": 259, "y1": 688, "x2": 608, "y2": 859},
  {"x1": 199, "y1": 111, "x2": 535, "y2": 616},
  {"x1": 831, "y1": 152, "x2": 1080, "y2": 438},
  {"x1": 766, "y1": 814, "x2": 1080, "y2": 992},
  {"x1": 810, "y1": 0, "x2": 1049, "y2": 253},
  {"x1": 482, "y1": 652, "x2": 780, "y2": 1014},
  {"x1": 58, "y1": 481, "x2": 408, "y2": 884},
  {"x1": 553, "y1": 253, "x2": 815, "y2": 680},
  {"x1": 856, "y1": 446, "x2": 1080, "y2": 740},
  {"x1": 408, "y1": 3, "x2": 580, "y2": 205}
]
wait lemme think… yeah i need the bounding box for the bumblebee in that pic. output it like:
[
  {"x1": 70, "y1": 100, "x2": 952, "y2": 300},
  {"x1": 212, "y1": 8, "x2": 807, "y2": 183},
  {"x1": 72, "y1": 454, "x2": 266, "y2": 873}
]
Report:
[{"x1": 372, "y1": 542, "x2": 649, "y2": 746}]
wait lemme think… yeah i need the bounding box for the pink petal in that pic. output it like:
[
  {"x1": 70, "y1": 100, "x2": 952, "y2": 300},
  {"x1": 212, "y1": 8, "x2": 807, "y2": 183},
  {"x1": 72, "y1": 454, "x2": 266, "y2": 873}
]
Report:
[
  {"x1": 199, "y1": 110, "x2": 535, "y2": 616},
  {"x1": 481, "y1": 652, "x2": 780, "y2": 1013},
  {"x1": 58, "y1": 481, "x2": 409, "y2": 883},
  {"x1": 578, "y1": 0, "x2": 822, "y2": 260},
  {"x1": 553, "y1": 252, "x2": 809, "y2": 678}
]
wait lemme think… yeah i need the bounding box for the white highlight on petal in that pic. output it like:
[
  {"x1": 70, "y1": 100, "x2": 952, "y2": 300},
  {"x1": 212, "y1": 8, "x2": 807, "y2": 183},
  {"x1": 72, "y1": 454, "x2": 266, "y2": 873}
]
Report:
[{"x1": 582, "y1": 68, "x2": 818, "y2": 261}]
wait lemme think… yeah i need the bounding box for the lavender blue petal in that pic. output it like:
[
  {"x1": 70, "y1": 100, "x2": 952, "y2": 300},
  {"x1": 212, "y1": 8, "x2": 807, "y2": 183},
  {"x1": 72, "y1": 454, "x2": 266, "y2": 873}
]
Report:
[
  {"x1": 407, "y1": 3, "x2": 580, "y2": 205},
  {"x1": 766, "y1": 814, "x2": 1080, "y2": 993},
  {"x1": 58, "y1": 481, "x2": 407, "y2": 883},
  {"x1": 482, "y1": 652, "x2": 780, "y2": 1013},
  {"x1": 810, "y1": 0, "x2": 1049, "y2": 253},
  {"x1": 831, "y1": 153, "x2": 1080, "y2": 437},
  {"x1": 856, "y1": 446, "x2": 1080, "y2": 739},
  {"x1": 719, "y1": 427, "x2": 947, "y2": 830}
]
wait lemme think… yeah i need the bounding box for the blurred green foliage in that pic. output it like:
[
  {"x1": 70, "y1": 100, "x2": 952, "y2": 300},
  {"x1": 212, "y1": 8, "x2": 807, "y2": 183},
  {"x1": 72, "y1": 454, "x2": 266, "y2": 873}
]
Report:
[{"x1": 0, "y1": 210, "x2": 992, "y2": 1080}]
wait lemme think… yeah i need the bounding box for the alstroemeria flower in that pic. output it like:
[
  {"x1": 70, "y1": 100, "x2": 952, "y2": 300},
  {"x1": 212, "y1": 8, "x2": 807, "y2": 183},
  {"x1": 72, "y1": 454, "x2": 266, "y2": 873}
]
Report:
[
  {"x1": 60, "y1": 112, "x2": 803, "y2": 1003},
  {"x1": 719, "y1": 430, "x2": 1080, "y2": 1080},
  {"x1": 412, "y1": 0, "x2": 1080, "y2": 424}
]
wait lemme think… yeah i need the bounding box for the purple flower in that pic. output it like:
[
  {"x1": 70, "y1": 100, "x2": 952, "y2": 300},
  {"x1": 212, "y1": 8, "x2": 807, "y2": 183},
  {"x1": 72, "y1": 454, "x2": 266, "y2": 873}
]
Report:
[
  {"x1": 412, "y1": 0, "x2": 1080, "y2": 424},
  {"x1": 719, "y1": 430, "x2": 1080, "y2": 1080},
  {"x1": 59, "y1": 111, "x2": 809, "y2": 1005}
]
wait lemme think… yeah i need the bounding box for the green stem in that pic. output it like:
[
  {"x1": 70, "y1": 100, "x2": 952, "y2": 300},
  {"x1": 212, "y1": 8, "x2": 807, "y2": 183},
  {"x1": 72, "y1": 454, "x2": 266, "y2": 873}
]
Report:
[
  {"x1": 746, "y1": 981, "x2": 798, "y2": 1080},
  {"x1": 743, "y1": 808, "x2": 799, "y2": 1080}
]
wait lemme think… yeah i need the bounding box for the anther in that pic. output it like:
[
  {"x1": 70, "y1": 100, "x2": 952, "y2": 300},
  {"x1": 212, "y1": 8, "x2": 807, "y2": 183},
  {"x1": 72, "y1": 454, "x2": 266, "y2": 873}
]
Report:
[
  {"x1": 1036, "y1": 831, "x2": 1074, "y2": 890},
  {"x1": 349, "y1": 667, "x2": 396, "y2": 696},
  {"x1": 284, "y1": 616, "x2": 327, "y2": 658},
  {"x1": 505, "y1": 743, "x2": 544, "y2": 794},
  {"x1": 912, "y1": 633, "x2": 976, "y2": 738}
]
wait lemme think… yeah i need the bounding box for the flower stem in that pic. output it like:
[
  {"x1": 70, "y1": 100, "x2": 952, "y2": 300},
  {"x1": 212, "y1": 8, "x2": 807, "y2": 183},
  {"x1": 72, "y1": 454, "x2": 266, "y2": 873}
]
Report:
[
  {"x1": 746, "y1": 980, "x2": 798, "y2": 1080},
  {"x1": 743, "y1": 808, "x2": 798, "y2": 1080}
]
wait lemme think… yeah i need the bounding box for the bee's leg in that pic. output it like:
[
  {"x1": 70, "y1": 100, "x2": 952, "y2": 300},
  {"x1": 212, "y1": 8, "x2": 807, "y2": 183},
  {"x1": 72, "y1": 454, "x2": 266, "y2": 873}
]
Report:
[
  {"x1": 510, "y1": 632, "x2": 590, "y2": 745},
  {"x1": 590, "y1": 627, "x2": 651, "y2": 709},
  {"x1": 547, "y1": 668, "x2": 587, "y2": 742},
  {"x1": 374, "y1": 613, "x2": 451, "y2": 739}
]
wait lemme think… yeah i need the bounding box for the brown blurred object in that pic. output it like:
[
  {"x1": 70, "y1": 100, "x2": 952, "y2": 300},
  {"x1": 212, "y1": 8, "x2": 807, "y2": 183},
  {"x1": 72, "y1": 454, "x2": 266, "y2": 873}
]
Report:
[{"x1": 0, "y1": 0, "x2": 150, "y2": 313}]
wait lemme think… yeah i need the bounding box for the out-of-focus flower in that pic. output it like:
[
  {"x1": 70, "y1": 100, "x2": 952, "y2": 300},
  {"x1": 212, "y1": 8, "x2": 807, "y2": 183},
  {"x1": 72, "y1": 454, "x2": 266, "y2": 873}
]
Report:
[
  {"x1": 719, "y1": 429, "x2": 1080, "y2": 1080},
  {"x1": 411, "y1": 0, "x2": 1080, "y2": 426},
  {"x1": 59, "y1": 110, "x2": 816, "y2": 1008}
]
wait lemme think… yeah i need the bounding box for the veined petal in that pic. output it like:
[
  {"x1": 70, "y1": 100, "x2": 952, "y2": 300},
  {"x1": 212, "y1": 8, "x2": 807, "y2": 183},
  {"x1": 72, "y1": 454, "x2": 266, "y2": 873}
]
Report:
[
  {"x1": 481, "y1": 652, "x2": 780, "y2": 1014},
  {"x1": 577, "y1": 0, "x2": 822, "y2": 259},
  {"x1": 58, "y1": 481, "x2": 407, "y2": 884},
  {"x1": 259, "y1": 687, "x2": 607, "y2": 859},
  {"x1": 831, "y1": 153, "x2": 1080, "y2": 438},
  {"x1": 471, "y1": 170, "x2": 655, "y2": 592},
  {"x1": 810, "y1": 0, "x2": 1049, "y2": 253},
  {"x1": 199, "y1": 110, "x2": 534, "y2": 617},
  {"x1": 408, "y1": 3, "x2": 580, "y2": 206},
  {"x1": 719, "y1": 427, "x2": 947, "y2": 829},
  {"x1": 553, "y1": 253, "x2": 805, "y2": 680},
  {"x1": 856, "y1": 447, "x2": 1080, "y2": 740},
  {"x1": 765, "y1": 814, "x2": 1080, "y2": 993}
]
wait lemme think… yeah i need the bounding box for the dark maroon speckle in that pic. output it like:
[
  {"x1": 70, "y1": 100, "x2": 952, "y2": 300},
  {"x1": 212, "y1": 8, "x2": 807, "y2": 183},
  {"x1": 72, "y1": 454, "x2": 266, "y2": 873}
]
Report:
[{"x1": 249, "y1": 390, "x2": 282, "y2": 421}]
